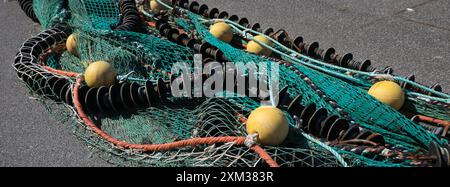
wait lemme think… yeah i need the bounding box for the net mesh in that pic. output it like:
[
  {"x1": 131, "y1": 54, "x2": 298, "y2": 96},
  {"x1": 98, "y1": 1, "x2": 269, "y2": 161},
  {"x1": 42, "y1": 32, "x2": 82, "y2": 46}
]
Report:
[{"x1": 12, "y1": 0, "x2": 450, "y2": 167}]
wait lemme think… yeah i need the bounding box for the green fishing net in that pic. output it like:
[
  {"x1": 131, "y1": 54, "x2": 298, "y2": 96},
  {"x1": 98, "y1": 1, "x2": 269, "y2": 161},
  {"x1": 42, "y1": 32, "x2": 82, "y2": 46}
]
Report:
[{"x1": 14, "y1": 0, "x2": 450, "y2": 167}]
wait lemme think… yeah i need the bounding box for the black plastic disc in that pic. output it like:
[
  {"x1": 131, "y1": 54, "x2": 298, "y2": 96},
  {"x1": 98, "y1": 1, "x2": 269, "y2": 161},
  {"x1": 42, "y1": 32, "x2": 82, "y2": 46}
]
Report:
[
  {"x1": 109, "y1": 84, "x2": 122, "y2": 112},
  {"x1": 323, "y1": 48, "x2": 335, "y2": 61},
  {"x1": 299, "y1": 104, "x2": 316, "y2": 130},
  {"x1": 156, "y1": 78, "x2": 167, "y2": 99},
  {"x1": 167, "y1": 29, "x2": 180, "y2": 42},
  {"x1": 44, "y1": 76, "x2": 59, "y2": 98},
  {"x1": 238, "y1": 18, "x2": 249, "y2": 27},
  {"x1": 218, "y1": 11, "x2": 228, "y2": 19},
  {"x1": 440, "y1": 147, "x2": 450, "y2": 167},
  {"x1": 130, "y1": 82, "x2": 143, "y2": 107},
  {"x1": 189, "y1": 1, "x2": 199, "y2": 12},
  {"x1": 65, "y1": 87, "x2": 73, "y2": 106},
  {"x1": 229, "y1": 15, "x2": 239, "y2": 22},
  {"x1": 37, "y1": 73, "x2": 51, "y2": 95},
  {"x1": 85, "y1": 87, "x2": 99, "y2": 113},
  {"x1": 308, "y1": 108, "x2": 328, "y2": 136},
  {"x1": 145, "y1": 81, "x2": 156, "y2": 107},
  {"x1": 209, "y1": 8, "x2": 219, "y2": 18},
  {"x1": 77, "y1": 86, "x2": 89, "y2": 108},
  {"x1": 120, "y1": 83, "x2": 134, "y2": 111},
  {"x1": 277, "y1": 86, "x2": 290, "y2": 107},
  {"x1": 178, "y1": 0, "x2": 188, "y2": 8},
  {"x1": 31, "y1": 73, "x2": 44, "y2": 93},
  {"x1": 287, "y1": 95, "x2": 303, "y2": 117},
  {"x1": 307, "y1": 42, "x2": 319, "y2": 57},
  {"x1": 355, "y1": 129, "x2": 372, "y2": 140},
  {"x1": 96, "y1": 86, "x2": 109, "y2": 113},
  {"x1": 340, "y1": 53, "x2": 353, "y2": 68},
  {"x1": 251, "y1": 23, "x2": 261, "y2": 31},
  {"x1": 59, "y1": 82, "x2": 70, "y2": 104},
  {"x1": 360, "y1": 60, "x2": 372, "y2": 71},
  {"x1": 366, "y1": 133, "x2": 385, "y2": 146},
  {"x1": 22, "y1": 70, "x2": 34, "y2": 87},
  {"x1": 340, "y1": 125, "x2": 360, "y2": 141},
  {"x1": 429, "y1": 142, "x2": 442, "y2": 167},
  {"x1": 199, "y1": 43, "x2": 212, "y2": 55},
  {"x1": 51, "y1": 78, "x2": 67, "y2": 101},
  {"x1": 263, "y1": 28, "x2": 274, "y2": 35},
  {"x1": 320, "y1": 115, "x2": 339, "y2": 138},
  {"x1": 176, "y1": 34, "x2": 190, "y2": 46},
  {"x1": 327, "y1": 118, "x2": 349, "y2": 141},
  {"x1": 293, "y1": 36, "x2": 304, "y2": 47},
  {"x1": 199, "y1": 5, "x2": 209, "y2": 15}
]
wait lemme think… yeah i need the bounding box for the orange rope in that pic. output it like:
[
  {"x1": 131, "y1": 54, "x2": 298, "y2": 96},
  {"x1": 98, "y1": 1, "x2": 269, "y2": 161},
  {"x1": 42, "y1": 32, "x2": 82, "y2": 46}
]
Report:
[
  {"x1": 250, "y1": 146, "x2": 279, "y2": 167},
  {"x1": 71, "y1": 76, "x2": 279, "y2": 167},
  {"x1": 43, "y1": 66, "x2": 79, "y2": 77},
  {"x1": 146, "y1": 21, "x2": 156, "y2": 28},
  {"x1": 415, "y1": 115, "x2": 450, "y2": 127}
]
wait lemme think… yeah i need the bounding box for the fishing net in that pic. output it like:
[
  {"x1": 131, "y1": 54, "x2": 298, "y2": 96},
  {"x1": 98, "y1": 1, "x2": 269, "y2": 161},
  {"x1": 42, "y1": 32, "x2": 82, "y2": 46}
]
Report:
[{"x1": 13, "y1": 0, "x2": 450, "y2": 167}]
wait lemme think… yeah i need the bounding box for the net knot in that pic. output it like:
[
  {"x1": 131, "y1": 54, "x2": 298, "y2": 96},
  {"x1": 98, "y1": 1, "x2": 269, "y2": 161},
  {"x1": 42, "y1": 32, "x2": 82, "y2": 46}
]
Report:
[
  {"x1": 245, "y1": 133, "x2": 258, "y2": 147},
  {"x1": 242, "y1": 29, "x2": 253, "y2": 39},
  {"x1": 118, "y1": 71, "x2": 136, "y2": 82},
  {"x1": 76, "y1": 74, "x2": 84, "y2": 81}
]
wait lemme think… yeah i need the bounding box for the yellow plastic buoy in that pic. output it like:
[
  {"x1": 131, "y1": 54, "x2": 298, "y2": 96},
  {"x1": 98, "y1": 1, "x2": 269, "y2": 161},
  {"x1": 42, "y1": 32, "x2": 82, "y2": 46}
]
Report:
[
  {"x1": 150, "y1": 0, "x2": 167, "y2": 12},
  {"x1": 246, "y1": 106, "x2": 289, "y2": 146},
  {"x1": 84, "y1": 61, "x2": 117, "y2": 88},
  {"x1": 66, "y1": 34, "x2": 79, "y2": 57},
  {"x1": 209, "y1": 22, "x2": 233, "y2": 43},
  {"x1": 246, "y1": 35, "x2": 272, "y2": 56},
  {"x1": 368, "y1": 81, "x2": 405, "y2": 110}
]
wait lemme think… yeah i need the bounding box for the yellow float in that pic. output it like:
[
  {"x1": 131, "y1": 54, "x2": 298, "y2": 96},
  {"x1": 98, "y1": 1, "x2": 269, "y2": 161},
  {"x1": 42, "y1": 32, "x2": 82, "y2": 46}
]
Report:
[
  {"x1": 246, "y1": 35, "x2": 273, "y2": 56},
  {"x1": 368, "y1": 81, "x2": 405, "y2": 110},
  {"x1": 84, "y1": 61, "x2": 117, "y2": 88},
  {"x1": 66, "y1": 34, "x2": 79, "y2": 57},
  {"x1": 209, "y1": 22, "x2": 234, "y2": 43},
  {"x1": 246, "y1": 106, "x2": 289, "y2": 146},
  {"x1": 150, "y1": 0, "x2": 168, "y2": 12}
]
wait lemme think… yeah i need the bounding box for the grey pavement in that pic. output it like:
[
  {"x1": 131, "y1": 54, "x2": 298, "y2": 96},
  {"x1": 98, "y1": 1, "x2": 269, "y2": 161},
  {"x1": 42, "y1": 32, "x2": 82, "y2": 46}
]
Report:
[
  {"x1": 0, "y1": 1, "x2": 109, "y2": 167},
  {"x1": 1, "y1": 0, "x2": 449, "y2": 166}
]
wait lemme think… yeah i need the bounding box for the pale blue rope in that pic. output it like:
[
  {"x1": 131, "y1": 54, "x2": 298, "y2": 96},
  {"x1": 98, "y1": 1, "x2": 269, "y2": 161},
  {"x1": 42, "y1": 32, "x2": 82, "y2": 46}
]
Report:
[{"x1": 301, "y1": 132, "x2": 349, "y2": 167}]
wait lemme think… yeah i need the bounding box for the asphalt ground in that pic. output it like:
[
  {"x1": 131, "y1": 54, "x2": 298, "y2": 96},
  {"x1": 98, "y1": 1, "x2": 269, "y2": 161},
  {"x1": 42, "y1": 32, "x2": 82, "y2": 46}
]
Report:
[{"x1": 1, "y1": 0, "x2": 449, "y2": 166}]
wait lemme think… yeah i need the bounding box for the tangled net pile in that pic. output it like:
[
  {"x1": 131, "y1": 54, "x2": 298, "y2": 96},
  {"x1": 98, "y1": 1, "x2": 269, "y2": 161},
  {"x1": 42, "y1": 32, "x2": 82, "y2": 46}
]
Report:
[{"x1": 14, "y1": 0, "x2": 450, "y2": 167}]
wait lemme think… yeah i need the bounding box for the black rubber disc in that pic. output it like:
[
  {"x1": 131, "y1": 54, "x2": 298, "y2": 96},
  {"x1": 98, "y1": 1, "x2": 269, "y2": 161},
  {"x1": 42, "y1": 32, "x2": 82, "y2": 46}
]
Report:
[
  {"x1": 366, "y1": 133, "x2": 385, "y2": 146},
  {"x1": 65, "y1": 87, "x2": 73, "y2": 106},
  {"x1": 120, "y1": 83, "x2": 134, "y2": 111},
  {"x1": 327, "y1": 118, "x2": 349, "y2": 141},
  {"x1": 320, "y1": 115, "x2": 339, "y2": 138},
  {"x1": 287, "y1": 95, "x2": 303, "y2": 117},
  {"x1": 145, "y1": 81, "x2": 155, "y2": 107},
  {"x1": 339, "y1": 125, "x2": 360, "y2": 141},
  {"x1": 429, "y1": 142, "x2": 442, "y2": 167},
  {"x1": 299, "y1": 104, "x2": 316, "y2": 130},
  {"x1": 85, "y1": 87, "x2": 99, "y2": 113},
  {"x1": 129, "y1": 82, "x2": 143, "y2": 107},
  {"x1": 355, "y1": 130, "x2": 372, "y2": 140},
  {"x1": 276, "y1": 86, "x2": 290, "y2": 107},
  {"x1": 52, "y1": 78, "x2": 67, "y2": 101},
  {"x1": 96, "y1": 86, "x2": 109, "y2": 113},
  {"x1": 59, "y1": 82, "x2": 70, "y2": 103},
  {"x1": 109, "y1": 84, "x2": 122, "y2": 112},
  {"x1": 45, "y1": 76, "x2": 59, "y2": 98},
  {"x1": 308, "y1": 108, "x2": 328, "y2": 136}
]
